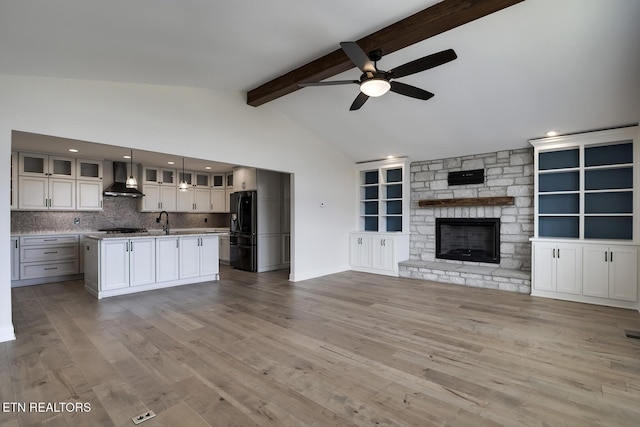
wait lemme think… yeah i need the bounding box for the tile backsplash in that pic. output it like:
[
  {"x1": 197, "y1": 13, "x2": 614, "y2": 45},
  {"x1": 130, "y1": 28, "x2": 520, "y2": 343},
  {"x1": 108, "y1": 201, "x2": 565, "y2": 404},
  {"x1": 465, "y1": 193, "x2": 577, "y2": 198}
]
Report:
[{"x1": 11, "y1": 196, "x2": 229, "y2": 233}]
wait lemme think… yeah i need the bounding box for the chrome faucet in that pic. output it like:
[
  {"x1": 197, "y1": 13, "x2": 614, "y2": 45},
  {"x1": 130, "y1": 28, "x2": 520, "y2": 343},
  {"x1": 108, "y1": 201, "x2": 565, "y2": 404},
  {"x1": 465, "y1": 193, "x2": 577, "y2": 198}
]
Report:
[{"x1": 156, "y1": 211, "x2": 169, "y2": 235}]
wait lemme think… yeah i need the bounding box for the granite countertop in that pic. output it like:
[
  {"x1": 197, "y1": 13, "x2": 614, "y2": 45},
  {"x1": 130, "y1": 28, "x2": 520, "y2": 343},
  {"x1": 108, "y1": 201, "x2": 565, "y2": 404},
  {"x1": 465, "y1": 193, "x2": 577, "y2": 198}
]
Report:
[
  {"x1": 12, "y1": 228, "x2": 229, "y2": 238},
  {"x1": 85, "y1": 230, "x2": 227, "y2": 240}
]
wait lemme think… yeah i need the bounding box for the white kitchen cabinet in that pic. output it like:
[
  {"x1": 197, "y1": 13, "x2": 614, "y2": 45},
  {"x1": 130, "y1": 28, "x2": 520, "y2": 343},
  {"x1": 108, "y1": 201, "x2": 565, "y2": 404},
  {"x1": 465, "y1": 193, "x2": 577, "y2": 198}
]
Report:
[
  {"x1": 141, "y1": 166, "x2": 177, "y2": 186},
  {"x1": 10, "y1": 151, "x2": 17, "y2": 210},
  {"x1": 76, "y1": 180, "x2": 103, "y2": 210},
  {"x1": 15, "y1": 234, "x2": 80, "y2": 284},
  {"x1": 19, "y1": 153, "x2": 76, "y2": 179},
  {"x1": 532, "y1": 242, "x2": 582, "y2": 294},
  {"x1": 350, "y1": 232, "x2": 410, "y2": 276},
  {"x1": 10, "y1": 238, "x2": 19, "y2": 281},
  {"x1": 101, "y1": 238, "x2": 155, "y2": 290},
  {"x1": 140, "y1": 184, "x2": 177, "y2": 211},
  {"x1": 211, "y1": 190, "x2": 226, "y2": 212},
  {"x1": 177, "y1": 187, "x2": 211, "y2": 212},
  {"x1": 156, "y1": 237, "x2": 180, "y2": 282},
  {"x1": 179, "y1": 235, "x2": 219, "y2": 279},
  {"x1": 583, "y1": 245, "x2": 637, "y2": 302},
  {"x1": 194, "y1": 172, "x2": 210, "y2": 187},
  {"x1": 18, "y1": 176, "x2": 76, "y2": 210},
  {"x1": 211, "y1": 174, "x2": 225, "y2": 189},
  {"x1": 233, "y1": 167, "x2": 257, "y2": 191},
  {"x1": 76, "y1": 159, "x2": 103, "y2": 181},
  {"x1": 129, "y1": 238, "x2": 156, "y2": 286}
]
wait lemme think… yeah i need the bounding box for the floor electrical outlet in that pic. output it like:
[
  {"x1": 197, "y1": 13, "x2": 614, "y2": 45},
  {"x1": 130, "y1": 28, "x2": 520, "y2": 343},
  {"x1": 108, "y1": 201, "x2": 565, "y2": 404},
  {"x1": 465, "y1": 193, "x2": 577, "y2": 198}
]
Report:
[
  {"x1": 132, "y1": 410, "x2": 156, "y2": 425},
  {"x1": 625, "y1": 330, "x2": 640, "y2": 340}
]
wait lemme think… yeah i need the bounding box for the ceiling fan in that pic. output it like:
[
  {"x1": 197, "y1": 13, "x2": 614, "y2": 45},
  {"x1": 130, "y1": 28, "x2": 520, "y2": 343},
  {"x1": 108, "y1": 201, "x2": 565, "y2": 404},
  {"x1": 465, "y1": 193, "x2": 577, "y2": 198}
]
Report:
[{"x1": 299, "y1": 42, "x2": 457, "y2": 111}]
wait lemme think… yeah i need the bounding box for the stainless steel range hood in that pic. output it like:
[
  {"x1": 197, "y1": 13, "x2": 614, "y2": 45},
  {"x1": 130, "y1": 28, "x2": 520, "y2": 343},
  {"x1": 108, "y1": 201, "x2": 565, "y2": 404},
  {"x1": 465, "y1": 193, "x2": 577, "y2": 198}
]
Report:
[{"x1": 103, "y1": 162, "x2": 144, "y2": 197}]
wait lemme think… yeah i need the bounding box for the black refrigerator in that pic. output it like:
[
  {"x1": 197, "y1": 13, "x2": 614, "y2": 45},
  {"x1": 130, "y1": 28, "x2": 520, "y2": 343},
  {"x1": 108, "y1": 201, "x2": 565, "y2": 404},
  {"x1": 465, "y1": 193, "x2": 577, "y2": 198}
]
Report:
[{"x1": 230, "y1": 191, "x2": 257, "y2": 271}]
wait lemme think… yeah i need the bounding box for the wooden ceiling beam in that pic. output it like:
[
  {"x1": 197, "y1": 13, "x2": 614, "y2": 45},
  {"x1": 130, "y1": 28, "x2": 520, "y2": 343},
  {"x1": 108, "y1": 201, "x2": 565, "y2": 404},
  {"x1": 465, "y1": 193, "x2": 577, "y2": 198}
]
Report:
[{"x1": 247, "y1": 0, "x2": 524, "y2": 107}]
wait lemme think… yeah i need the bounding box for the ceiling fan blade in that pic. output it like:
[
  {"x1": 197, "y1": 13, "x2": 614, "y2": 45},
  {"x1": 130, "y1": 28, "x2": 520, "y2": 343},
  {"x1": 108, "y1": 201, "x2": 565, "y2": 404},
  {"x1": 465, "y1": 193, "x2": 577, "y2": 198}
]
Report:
[
  {"x1": 349, "y1": 92, "x2": 370, "y2": 111},
  {"x1": 389, "y1": 49, "x2": 457, "y2": 79},
  {"x1": 299, "y1": 80, "x2": 359, "y2": 87},
  {"x1": 390, "y1": 81, "x2": 434, "y2": 100},
  {"x1": 340, "y1": 42, "x2": 376, "y2": 74}
]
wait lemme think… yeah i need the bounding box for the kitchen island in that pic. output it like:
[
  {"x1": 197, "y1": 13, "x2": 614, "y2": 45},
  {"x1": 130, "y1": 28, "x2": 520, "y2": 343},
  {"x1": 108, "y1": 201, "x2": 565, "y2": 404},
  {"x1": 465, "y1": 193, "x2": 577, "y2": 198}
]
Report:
[{"x1": 84, "y1": 231, "x2": 222, "y2": 299}]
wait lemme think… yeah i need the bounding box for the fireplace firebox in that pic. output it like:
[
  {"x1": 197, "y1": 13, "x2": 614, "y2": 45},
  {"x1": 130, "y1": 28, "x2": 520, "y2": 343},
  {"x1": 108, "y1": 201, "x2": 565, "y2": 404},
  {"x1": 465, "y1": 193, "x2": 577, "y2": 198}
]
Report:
[{"x1": 436, "y1": 218, "x2": 500, "y2": 264}]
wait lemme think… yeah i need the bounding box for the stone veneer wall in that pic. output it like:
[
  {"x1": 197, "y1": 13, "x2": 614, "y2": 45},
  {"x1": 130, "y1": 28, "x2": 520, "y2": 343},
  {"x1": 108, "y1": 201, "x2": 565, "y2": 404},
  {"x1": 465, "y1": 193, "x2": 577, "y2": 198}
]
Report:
[
  {"x1": 409, "y1": 147, "x2": 534, "y2": 271},
  {"x1": 11, "y1": 197, "x2": 229, "y2": 233}
]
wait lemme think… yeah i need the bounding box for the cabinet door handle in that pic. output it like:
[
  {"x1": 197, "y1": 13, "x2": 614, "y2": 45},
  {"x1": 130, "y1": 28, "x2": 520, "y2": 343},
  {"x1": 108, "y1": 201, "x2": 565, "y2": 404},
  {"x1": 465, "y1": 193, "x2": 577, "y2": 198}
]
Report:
[
  {"x1": 44, "y1": 267, "x2": 58, "y2": 271},
  {"x1": 176, "y1": 239, "x2": 179, "y2": 248},
  {"x1": 44, "y1": 251, "x2": 58, "y2": 254},
  {"x1": 44, "y1": 239, "x2": 57, "y2": 242},
  {"x1": 552, "y1": 248, "x2": 555, "y2": 258},
  {"x1": 610, "y1": 251, "x2": 613, "y2": 262},
  {"x1": 605, "y1": 251, "x2": 607, "y2": 262},
  {"x1": 557, "y1": 249, "x2": 559, "y2": 258},
  {"x1": 15, "y1": 240, "x2": 18, "y2": 249},
  {"x1": 130, "y1": 241, "x2": 133, "y2": 252},
  {"x1": 125, "y1": 242, "x2": 129, "y2": 252}
]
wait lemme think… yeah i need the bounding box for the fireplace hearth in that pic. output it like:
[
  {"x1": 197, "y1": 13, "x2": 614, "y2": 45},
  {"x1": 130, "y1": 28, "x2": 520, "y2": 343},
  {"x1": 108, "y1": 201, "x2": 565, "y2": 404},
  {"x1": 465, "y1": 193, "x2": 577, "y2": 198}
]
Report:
[{"x1": 436, "y1": 218, "x2": 500, "y2": 264}]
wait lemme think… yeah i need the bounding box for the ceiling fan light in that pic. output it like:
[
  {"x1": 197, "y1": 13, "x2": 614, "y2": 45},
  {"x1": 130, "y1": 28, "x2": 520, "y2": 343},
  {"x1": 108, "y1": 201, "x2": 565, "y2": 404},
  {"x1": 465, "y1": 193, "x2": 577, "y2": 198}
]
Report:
[{"x1": 360, "y1": 79, "x2": 391, "y2": 97}]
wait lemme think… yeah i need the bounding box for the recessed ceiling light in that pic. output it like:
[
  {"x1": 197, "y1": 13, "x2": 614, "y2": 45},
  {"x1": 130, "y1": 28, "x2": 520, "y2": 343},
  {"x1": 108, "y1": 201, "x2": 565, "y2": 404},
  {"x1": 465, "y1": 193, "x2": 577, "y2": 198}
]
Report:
[
  {"x1": 167, "y1": 161, "x2": 175, "y2": 165},
  {"x1": 205, "y1": 166, "x2": 212, "y2": 170},
  {"x1": 386, "y1": 155, "x2": 394, "y2": 159},
  {"x1": 123, "y1": 155, "x2": 131, "y2": 159},
  {"x1": 545, "y1": 130, "x2": 558, "y2": 137},
  {"x1": 68, "y1": 148, "x2": 79, "y2": 153}
]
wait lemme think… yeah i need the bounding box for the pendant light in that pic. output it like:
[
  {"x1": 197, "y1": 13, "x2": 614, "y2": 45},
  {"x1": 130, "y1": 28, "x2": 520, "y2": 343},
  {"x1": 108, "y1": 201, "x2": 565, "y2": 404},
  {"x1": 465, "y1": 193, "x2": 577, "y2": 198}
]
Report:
[
  {"x1": 178, "y1": 157, "x2": 189, "y2": 192},
  {"x1": 125, "y1": 149, "x2": 138, "y2": 189}
]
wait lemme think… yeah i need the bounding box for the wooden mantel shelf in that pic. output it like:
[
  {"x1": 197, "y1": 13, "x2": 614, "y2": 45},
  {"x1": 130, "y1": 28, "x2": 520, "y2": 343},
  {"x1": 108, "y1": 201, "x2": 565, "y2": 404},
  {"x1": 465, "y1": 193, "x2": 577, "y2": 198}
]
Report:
[{"x1": 418, "y1": 196, "x2": 515, "y2": 207}]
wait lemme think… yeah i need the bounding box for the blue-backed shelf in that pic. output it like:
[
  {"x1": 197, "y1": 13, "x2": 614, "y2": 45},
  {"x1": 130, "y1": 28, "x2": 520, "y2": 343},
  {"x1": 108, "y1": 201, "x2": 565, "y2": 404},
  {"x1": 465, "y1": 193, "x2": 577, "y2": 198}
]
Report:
[
  {"x1": 539, "y1": 148, "x2": 579, "y2": 170},
  {"x1": 585, "y1": 192, "x2": 633, "y2": 214},
  {"x1": 539, "y1": 194, "x2": 579, "y2": 214},
  {"x1": 585, "y1": 167, "x2": 633, "y2": 190},
  {"x1": 585, "y1": 142, "x2": 633, "y2": 167},
  {"x1": 585, "y1": 216, "x2": 632, "y2": 240},
  {"x1": 539, "y1": 171, "x2": 579, "y2": 192},
  {"x1": 539, "y1": 216, "x2": 579, "y2": 238}
]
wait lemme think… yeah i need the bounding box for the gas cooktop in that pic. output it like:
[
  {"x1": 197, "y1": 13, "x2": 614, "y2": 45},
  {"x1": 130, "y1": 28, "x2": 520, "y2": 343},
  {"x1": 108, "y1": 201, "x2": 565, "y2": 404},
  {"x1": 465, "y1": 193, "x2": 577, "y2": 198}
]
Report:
[{"x1": 98, "y1": 227, "x2": 148, "y2": 234}]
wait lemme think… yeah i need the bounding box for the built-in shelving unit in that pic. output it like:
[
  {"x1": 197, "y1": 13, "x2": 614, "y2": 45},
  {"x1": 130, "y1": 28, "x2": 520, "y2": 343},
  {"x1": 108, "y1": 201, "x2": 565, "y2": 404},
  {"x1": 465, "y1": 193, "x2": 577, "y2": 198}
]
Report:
[
  {"x1": 352, "y1": 158, "x2": 410, "y2": 277},
  {"x1": 530, "y1": 125, "x2": 639, "y2": 310}
]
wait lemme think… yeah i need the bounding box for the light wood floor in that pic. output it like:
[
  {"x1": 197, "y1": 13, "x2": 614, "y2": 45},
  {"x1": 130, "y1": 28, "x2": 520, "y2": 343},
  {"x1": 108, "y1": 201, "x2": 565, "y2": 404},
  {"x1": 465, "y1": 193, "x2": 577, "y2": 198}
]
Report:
[{"x1": 2, "y1": 266, "x2": 640, "y2": 427}]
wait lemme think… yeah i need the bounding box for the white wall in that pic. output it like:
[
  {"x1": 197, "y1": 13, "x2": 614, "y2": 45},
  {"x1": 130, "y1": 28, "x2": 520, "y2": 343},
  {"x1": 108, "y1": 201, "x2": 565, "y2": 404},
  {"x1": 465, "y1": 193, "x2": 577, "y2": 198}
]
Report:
[{"x1": 0, "y1": 75, "x2": 357, "y2": 342}]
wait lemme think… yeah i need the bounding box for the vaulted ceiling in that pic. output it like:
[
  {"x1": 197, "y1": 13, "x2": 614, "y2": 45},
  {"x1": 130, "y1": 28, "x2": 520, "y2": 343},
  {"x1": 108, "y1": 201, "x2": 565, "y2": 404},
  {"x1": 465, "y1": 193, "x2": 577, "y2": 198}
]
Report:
[{"x1": 1, "y1": 0, "x2": 639, "y2": 163}]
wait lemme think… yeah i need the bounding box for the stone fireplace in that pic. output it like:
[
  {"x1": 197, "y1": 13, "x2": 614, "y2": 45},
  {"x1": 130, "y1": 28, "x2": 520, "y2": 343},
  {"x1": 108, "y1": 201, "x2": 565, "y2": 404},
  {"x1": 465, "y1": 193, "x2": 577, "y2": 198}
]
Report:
[
  {"x1": 398, "y1": 147, "x2": 533, "y2": 293},
  {"x1": 436, "y1": 218, "x2": 500, "y2": 264}
]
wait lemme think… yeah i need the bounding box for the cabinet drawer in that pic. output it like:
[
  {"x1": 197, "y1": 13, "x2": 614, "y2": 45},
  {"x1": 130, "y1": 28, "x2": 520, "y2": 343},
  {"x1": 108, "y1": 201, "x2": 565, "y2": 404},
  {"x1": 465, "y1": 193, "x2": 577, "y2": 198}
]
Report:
[
  {"x1": 20, "y1": 244, "x2": 78, "y2": 262},
  {"x1": 20, "y1": 235, "x2": 79, "y2": 246},
  {"x1": 20, "y1": 260, "x2": 79, "y2": 280}
]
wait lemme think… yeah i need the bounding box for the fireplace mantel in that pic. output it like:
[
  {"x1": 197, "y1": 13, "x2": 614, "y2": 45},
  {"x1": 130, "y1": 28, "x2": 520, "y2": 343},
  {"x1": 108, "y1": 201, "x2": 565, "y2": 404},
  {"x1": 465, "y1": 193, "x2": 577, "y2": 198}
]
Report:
[{"x1": 418, "y1": 196, "x2": 515, "y2": 207}]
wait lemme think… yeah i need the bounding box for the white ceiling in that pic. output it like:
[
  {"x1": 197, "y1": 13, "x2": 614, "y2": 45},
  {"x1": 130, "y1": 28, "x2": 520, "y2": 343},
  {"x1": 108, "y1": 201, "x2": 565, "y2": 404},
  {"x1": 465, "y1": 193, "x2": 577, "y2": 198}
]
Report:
[{"x1": 1, "y1": 0, "x2": 639, "y2": 163}]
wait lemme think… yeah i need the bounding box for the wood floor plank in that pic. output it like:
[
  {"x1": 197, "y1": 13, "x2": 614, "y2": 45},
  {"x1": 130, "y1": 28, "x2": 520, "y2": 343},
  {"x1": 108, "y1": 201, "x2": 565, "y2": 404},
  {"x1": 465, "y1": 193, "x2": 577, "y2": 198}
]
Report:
[{"x1": 6, "y1": 266, "x2": 640, "y2": 426}]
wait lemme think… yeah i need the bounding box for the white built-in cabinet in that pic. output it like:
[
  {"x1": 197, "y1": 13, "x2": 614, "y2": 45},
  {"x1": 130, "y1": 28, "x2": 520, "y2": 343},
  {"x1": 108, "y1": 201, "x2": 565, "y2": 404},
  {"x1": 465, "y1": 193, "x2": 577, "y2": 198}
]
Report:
[
  {"x1": 233, "y1": 167, "x2": 257, "y2": 191},
  {"x1": 10, "y1": 238, "x2": 19, "y2": 281},
  {"x1": 15, "y1": 152, "x2": 104, "y2": 211},
  {"x1": 582, "y1": 245, "x2": 637, "y2": 301},
  {"x1": 530, "y1": 126, "x2": 639, "y2": 309},
  {"x1": 350, "y1": 232, "x2": 409, "y2": 277},
  {"x1": 138, "y1": 165, "x2": 232, "y2": 212},
  {"x1": 100, "y1": 238, "x2": 156, "y2": 290},
  {"x1": 10, "y1": 151, "x2": 17, "y2": 210},
  {"x1": 178, "y1": 235, "x2": 219, "y2": 279},
  {"x1": 156, "y1": 237, "x2": 180, "y2": 282},
  {"x1": 532, "y1": 242, "x2": 582, "y2": 295},
  {"x1": 350, "y1": 158, "x2": 410, "y2": 277}
]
